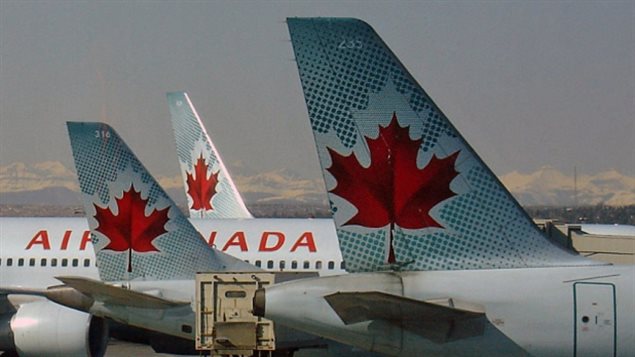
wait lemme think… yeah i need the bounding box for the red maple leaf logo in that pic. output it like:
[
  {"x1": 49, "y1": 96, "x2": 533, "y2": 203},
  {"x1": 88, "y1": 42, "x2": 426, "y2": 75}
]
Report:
[
  {"x1": 186, "y1": 154, "x2": 219, "y2": 211},
  {"x1": 327, "y1": 112, "x2": 459, "y2": 263},
  {"x1": 94, "y1": 185, "x2": 169, "y2": 272}
]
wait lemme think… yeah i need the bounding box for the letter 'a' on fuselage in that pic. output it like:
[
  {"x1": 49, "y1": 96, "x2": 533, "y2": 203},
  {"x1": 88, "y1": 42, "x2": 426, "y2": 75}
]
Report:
[
  {"x1": 167, "y1": 91, "x2": 253, "y2": 219},
  {"x1": 287, "y1": 17, "x2": 602, "y2": 272},
  {"x1": 66, "y1": 122, "x2": 254, "y2": 282}
]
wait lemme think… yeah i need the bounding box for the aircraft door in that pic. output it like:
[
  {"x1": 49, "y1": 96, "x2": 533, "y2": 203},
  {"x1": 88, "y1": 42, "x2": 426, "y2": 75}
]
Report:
[{"x1": 573, "y1": 282, "x2": 616, "y2": 357}]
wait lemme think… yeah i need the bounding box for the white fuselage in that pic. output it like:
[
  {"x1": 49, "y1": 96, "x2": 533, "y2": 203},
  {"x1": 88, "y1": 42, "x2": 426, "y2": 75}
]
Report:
[
  {"x1": 0, "y1": 216, "x2": 345, "y2": 289},
  {"x1": 0, "y1": 216, "x2": 353, "y2": 352},
  {"x1": 262, "y1": 265, "x2": 635, "y2": 356}
]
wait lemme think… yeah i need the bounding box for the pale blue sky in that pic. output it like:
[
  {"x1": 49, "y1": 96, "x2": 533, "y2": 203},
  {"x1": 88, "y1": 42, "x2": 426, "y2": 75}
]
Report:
[{"x1": 1, "y1": 1, "x2": 633, "y2": 179}]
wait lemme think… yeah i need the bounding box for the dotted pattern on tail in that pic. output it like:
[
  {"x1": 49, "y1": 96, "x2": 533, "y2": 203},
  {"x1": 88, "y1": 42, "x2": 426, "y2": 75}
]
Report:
[
  {"x1": 67, "y1": 122, "x2": 252, "y2": 281},
  {"x1": 288, "y1": 18, "x2": 600, "y2": 272}
]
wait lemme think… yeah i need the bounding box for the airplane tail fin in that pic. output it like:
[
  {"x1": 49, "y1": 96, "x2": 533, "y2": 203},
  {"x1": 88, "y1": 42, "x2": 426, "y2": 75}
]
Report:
[
  {"x1": 67, "y1": 122, "x2": 253, "y2": 281},
  {"x1": 287, "y1": 18, "x2": 600, "y2": 272},
  {"x1": 167, "y1": 91, "x2": 253, "y2": 219}
]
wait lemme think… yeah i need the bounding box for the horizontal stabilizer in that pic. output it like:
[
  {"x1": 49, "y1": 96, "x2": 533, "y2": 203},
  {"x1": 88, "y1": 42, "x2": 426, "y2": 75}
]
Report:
[
  {"x1": 56, "y1": 276, "x2": 189, "y2": 309},
  {"x1": 325, "y1": 291, "x2": 486, "y2": 343}
]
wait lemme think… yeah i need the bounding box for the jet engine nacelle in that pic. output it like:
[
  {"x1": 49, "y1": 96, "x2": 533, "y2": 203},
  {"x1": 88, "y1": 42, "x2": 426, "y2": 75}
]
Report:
[{"x1": 5, "y1": 300, "x2": 109, "y2": 357}]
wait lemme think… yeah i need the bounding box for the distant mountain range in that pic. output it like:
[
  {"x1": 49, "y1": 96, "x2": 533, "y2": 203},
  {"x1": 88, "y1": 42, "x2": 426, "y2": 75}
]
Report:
[
  {"x1": 0, "y1": 161, "x2": 326, "y2": 206},
  {"x1": 500, "y1": 166, "x2": 635, "y2": 206},
  {"x1": 1, "y1": 161, "x2": 633, "y2": 207}
]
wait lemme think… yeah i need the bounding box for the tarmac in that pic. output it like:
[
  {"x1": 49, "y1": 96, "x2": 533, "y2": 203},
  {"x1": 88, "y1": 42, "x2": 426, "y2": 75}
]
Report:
[
  {"x1": 105, "y1": 340, "x2": 177, "y2": 357},
  {"x1": 105, "y1": 339, "x2": 340, "y2": 356}
]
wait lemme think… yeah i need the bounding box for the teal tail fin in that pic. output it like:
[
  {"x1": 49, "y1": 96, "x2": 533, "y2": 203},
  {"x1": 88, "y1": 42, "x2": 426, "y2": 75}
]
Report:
[
  {"x1": 167, "y1": 91, "x2": 252, "y2": 219},
  {"x1": 287, "y1": 18, "x2": 599, "y2": 272},
  {"x1": 67, "y1": 122, "x2": 253, "y2": 281}
]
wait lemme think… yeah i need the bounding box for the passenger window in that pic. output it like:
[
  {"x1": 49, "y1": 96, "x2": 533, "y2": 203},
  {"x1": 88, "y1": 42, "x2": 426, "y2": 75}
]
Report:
[
  {"x1": 41, "y1": 258, "x2": 47, "y2": 267},
  {"x1": 315, "y1": 261, "x2": 322, "y2": 269},
  {"x1": 51, "y1": 258, "x2": 57, "y2": 267},
  {"x1": 340, "y1": 261, "x2": 346, "y2": 270},
  {"x1": 279, "y1": 260, "x2": 286, "y2": 269},
  {"x1": 255, "y1": 260, "x2": 262, "y2": 268},
  {"x1": 84, "y1": 259, "x2": 90, "y2": 267},
  {"x1": 72, "y1": 259, "x2": 78, "y2": 267},
  {"x1": 18, "y1": 258, "x2": 24, "y2": 266},
  {"x1": 291, "y1": 261, "x2": 298, "y2": 269},
  {"x1": 0, "y1": 258, "x2": 2, "y2": 266},
  {"x1": 328, "y1": 261, "x2": 334, "y2": 270},
  {"x1": 61, "y1": 259, "x2": 68, "y2": 267},
  {"x1": 267, "y1": 260, "x2": 274, "y2": 269},
  {"x1": 6, "y1": 258, "x2": 12, "y2": 266},
  {"x1": 29, "y1": 258, "x2": 36, "y2": 267},
  {"x1": 303, "y1": 261, "x2": 310, "y2": 269}
]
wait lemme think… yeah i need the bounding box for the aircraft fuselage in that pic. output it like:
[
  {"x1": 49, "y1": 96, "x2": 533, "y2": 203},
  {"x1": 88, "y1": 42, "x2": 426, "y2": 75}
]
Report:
[{"x1": 262, "y1": 265, "x2": 635, "y2": 356}]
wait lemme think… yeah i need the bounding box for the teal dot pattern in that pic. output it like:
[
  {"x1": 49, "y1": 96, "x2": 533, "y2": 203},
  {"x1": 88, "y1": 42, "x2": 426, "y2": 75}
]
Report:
[
  {"x1": 167, "y1": 92, "x2": 252, "y2": 219},
  {"x1": 67, "y1": 122, "x2": 252, "y2": 281},
  {"x1": 288, "y1": 18, "x2": 600, "y2": 272},
  {"x1": 338, "y1": 229, "x2": 388, "y2": 269}
]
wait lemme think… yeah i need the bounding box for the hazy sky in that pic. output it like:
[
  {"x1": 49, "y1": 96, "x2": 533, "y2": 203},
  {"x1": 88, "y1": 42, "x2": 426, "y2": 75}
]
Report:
[{"x1": 1, "y1": 1, "x2": 633, "y2": 180}]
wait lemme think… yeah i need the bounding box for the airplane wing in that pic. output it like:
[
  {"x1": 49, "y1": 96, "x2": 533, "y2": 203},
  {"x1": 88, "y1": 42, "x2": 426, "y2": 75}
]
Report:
[
  {"x1": 53, "y1": 276, "x2": 189, "y2": 309},
  {"x1": 0, "y1": 286, "x2": 47, "y2": 296},
  {"x1": 0, "y1": 286, "x2": 47, "y2": 313},
  {"x1": 0, "y1": 293, "x2": 17, "y2": 314},
  {"x1": 325, "y1": 291, "x2": 486, "y2": 343}
]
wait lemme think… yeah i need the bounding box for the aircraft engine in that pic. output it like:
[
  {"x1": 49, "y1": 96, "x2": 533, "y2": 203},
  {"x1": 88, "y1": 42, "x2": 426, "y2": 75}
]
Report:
[{"x1": 1, "y1": 300, "x2": 108, "y2": 357}]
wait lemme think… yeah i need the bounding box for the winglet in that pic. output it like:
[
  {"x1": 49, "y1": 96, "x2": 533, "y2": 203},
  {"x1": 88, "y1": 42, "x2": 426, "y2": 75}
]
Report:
[{"x1": 167, "y1": 91, "x2": 252, "y2": 219}]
